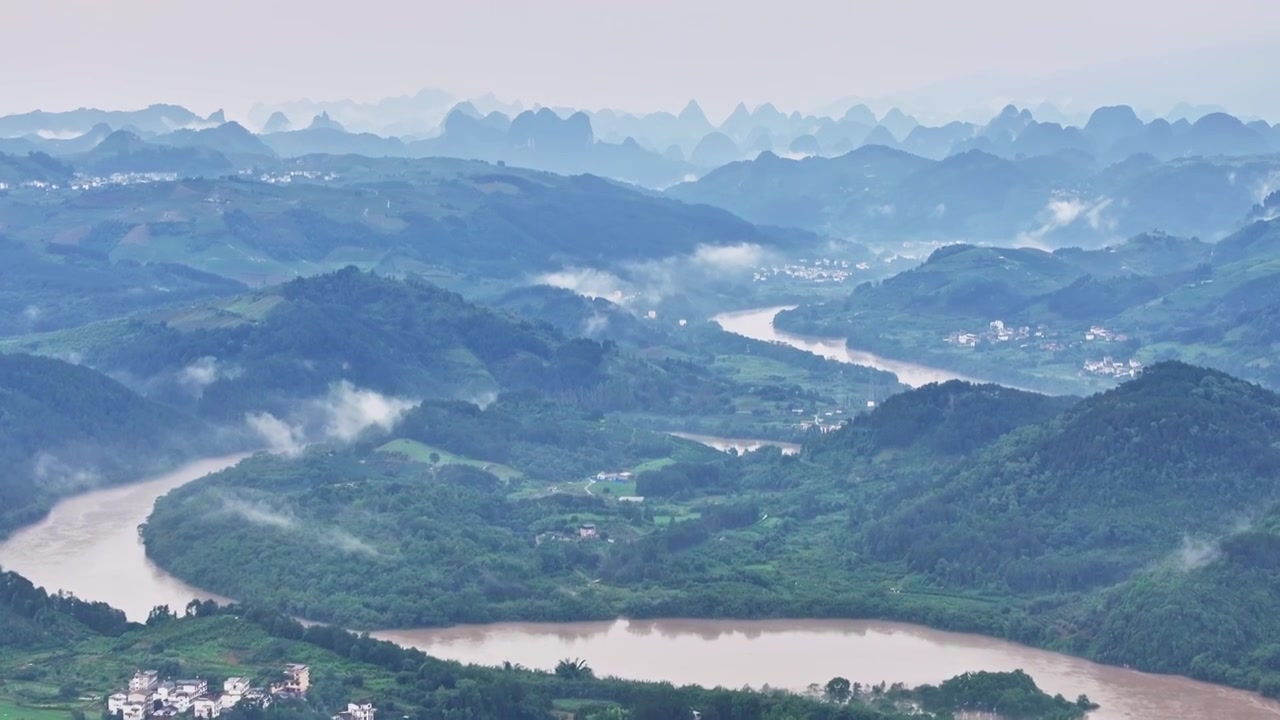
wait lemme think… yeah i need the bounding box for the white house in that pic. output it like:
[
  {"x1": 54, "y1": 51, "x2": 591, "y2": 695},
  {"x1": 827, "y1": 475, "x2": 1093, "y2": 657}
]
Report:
[
  {"x1": 154, "y1": 682, "x2": 175, "y2": 702},
  {"x1": 193, "y1": 695, "x2": 221, "y2": 719},
  {"x1": 121, "y1": 704, "x2": 147, "y2": 720},
  {"x1": 129, "y1": 671, "x2": 159, "y2": 693},
  {"x1": 169, "y1": 693, "x2": 195, "y2": 713},
  {"x1": 224, "y1": 678, "x2": 251, "y2": 696},
  {"x1": 176, "y1": 679, "x2": 208, "y2": 696},
  {"x1": 126, "y1": 691, "x2": 151, "y2": 706},
  {"x1": 108, "y1": 693, "x2": 129, "y2": 714},
  {"x1": 283, "y1": 664, "x2": 311, "y2": 693},
  {"x1": 333, "y1": 702, "x2": 376, "y2": 720}
]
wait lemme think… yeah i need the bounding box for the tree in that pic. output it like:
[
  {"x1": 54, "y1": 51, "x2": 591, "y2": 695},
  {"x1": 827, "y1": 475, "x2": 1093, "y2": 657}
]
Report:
[
  {"x1": 429, "y1": 452, "x2": 440, "y2": 464},
  {"x1": 555, "y1": 658, "x2": 594, "y2": 680},
  {"x1": 146, "y1": 604, "x2": 174, "y2": 626},
  {"x1": 825, "y1": 676, "x2": 852, "y2": 702}
]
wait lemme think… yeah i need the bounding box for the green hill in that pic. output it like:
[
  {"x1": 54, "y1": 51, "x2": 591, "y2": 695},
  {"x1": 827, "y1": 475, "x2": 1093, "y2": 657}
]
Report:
[
  {"x1": 0, "y1": 354, "x2": 208, "y2": 536},
  {"x1": 133, "y1": 363, "x2": 1280, "y2": 701},
  {"x1": 0, "y1": 158, "x2": 814, "y2": 291},
  {"x1": 864, "y1": 362, "x2": 1280, "y2": 593}
]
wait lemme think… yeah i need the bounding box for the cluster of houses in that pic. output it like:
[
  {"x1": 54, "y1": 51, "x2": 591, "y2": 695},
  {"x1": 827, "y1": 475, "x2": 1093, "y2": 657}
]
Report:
[
  {"x1": 946, "y1": 319, "x2": 1035, "y2": 347},
  {"x1": 1083, "y1": 356, "x2": 1144, "y2": 378},
  {"x1": 752, "y1": 258, "x2": 858, "y2": 284},
  {"x1": 108, "y1": 665, "x2": 310, "y2": 720},
  {"x1": 1084, "y1": 325, "x2": 1130, "y2": 343}
]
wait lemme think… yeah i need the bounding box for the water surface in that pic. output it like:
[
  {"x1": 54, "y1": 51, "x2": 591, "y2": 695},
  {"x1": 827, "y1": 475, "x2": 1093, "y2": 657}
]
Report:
[
  {"x1": 2, "y1": 455, "x2": 1277, "y2": 719},
  {"x1": 714, "y1": 305, "x2": 980, "y2": 388}
]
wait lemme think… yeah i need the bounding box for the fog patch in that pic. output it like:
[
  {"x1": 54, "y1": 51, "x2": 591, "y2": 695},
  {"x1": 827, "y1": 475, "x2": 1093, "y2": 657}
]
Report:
[
  {"x1": 245, "y1": 412, "x2": 307, "y2": 456},
  {"x1": 536, "y1": 267, "x2": 634, "y2": 302},
  {"x1": 1174, "y1": 536, "x2": 1221, "y2": 572},
  {"x1": 691, "y1": 243, "x2": 765, "y2": 270},
  {"x1": 327, "y1": 529, "x2": 381, "y2": 557},
  {"x1": 245, "y1": 381, "x2": 414, "y2": 455},
  {"x1": 217, "y1": 494, "x2": 380, "y2": 556},
  {"x1": 582, "y1": 313, "x2": 610, "y2": 337},
  {"x1": 22, "y1": 305, "x2": 41, "y2": 322},
  {"x1": 179, "y1": 357, "x2": 240, "y2": 398},
  {"x1": 1017, "y1": 195, "x2": 1114, "y2": 246},
  {"x1": 221, "y1": 495, "x2": 297, "y2": 529},
  {"x1": 31, "y1": 453, "x2": 102, "y2": 493},
  {"x1": 322, "y1": 381, "x2": 415, "y2": 442}
]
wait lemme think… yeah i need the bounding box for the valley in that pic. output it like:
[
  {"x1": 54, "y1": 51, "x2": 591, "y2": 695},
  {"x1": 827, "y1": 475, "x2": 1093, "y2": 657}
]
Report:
[{"x1": 5, "y1": 30, "x2": 1280, "y2": 719}]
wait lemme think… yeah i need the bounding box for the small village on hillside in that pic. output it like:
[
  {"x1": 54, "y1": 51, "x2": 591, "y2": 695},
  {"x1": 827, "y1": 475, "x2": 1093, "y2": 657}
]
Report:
[{"x1": 104, "y1": 664, "x2": 368, "y2": 720}]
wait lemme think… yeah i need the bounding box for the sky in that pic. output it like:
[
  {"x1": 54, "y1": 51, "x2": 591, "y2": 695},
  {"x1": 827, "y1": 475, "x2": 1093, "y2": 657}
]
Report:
[{"x1": 3, "y1": 0, "x2": 1280, "y2": 122}]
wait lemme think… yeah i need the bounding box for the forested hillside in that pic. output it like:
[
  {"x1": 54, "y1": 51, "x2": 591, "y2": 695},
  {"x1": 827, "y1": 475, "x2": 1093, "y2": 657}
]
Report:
[
  {"x1": 139, "y1": 362, "x2": 1280, "y2": 700},
  {"x1": 864, "y1": 362, "x2": 1280, "y2": 592},
  {"x1": 0, "y1": 353, "x2": 209, "y2": 536},
  {"x1": 777, "y1": 218, "x2": 1280, "y2": 394}
]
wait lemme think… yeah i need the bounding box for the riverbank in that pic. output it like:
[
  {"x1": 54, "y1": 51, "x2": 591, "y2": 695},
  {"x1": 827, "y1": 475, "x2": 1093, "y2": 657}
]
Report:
[
  {"x1": 0, "y1": 454, "x2": 247, "y2": 620},
  {"x1": 4, "y1": 454, "x2": 1280, "y2": 719}
]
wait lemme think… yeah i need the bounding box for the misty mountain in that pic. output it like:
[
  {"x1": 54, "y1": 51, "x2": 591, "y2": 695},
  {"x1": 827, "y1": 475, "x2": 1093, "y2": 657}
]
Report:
[
  {"x1": 261, "y1": 111, "x2": 292, "y2": 134},
  {"x1": 0, "y1": 152, "x2": 74, "y2": 186},
  {"x1": 671, "y1": 141, "x2": 1280, "y2": 244},
  {"x1": 260, "y1": 125, "x2": 408, "y2": 157},
  {"x1": 247, "y1": 87, "x2": 457, "y2": 136},
  {"x1": 154, "y1": 122, "x2": 277, "y2": 160},
  {"x1": 0, "y1": 104, "x2": 211, "y2": 138},
  {"x1": 0, "y1": 353, "x2": 208, "y2": 536},
  {"x1": 0, "y1": 155, "x2": 808, "y2": 294},
  {"x1": 74, "y1": 130, "x2": 234, "y2": 176}
]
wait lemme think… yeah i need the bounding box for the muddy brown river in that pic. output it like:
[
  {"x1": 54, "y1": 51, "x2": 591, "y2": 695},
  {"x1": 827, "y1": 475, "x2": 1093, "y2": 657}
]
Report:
[
  {"x1": 713, "y1": 305, "x2": 982, "y2": 388},
  {"x1": 2, "y1": 455, "x2": 1278, "y2": 718}
]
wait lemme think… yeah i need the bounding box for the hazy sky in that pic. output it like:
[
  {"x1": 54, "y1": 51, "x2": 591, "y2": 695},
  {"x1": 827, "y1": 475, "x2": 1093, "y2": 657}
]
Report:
[{"x1": 4, "y1": 0, "x2": 1280, "y2": 121}]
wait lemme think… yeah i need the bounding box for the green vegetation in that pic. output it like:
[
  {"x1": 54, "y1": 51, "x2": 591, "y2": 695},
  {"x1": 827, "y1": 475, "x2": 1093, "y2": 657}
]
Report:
[
  {"x1": 0, "y1": 569, "x2": 1092, "y2": 720},
  {"x1": 0, "y1": 353, "x2": 213, "y2": 538},
  {"x1": 377, "y1": 439, "x2": 523, "y2": 482},
  {"x1": 141, "y1": 362, "x2": 1280, "y2": 701},
  {"x1": 778, "y1": 223, "x2": 1280, "y2": 394}
]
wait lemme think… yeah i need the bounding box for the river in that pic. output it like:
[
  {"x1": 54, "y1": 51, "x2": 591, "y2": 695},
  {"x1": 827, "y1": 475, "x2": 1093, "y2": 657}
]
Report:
[
  {"x1": 1, "y1": 456, "x2": 1277, "y2": 719},
  {"x1": 713, "y1": 305, "x2": 983, "y2": 388}
]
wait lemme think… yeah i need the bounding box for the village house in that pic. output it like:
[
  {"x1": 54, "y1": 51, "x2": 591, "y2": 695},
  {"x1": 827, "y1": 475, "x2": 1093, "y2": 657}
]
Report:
[
  {"x1": 271, "y1": 663, "x2": 311, "y2": 696},
  {"x1": 176, "y1": 679, "x2": 208, "y2": 697},
  {"x1": 193, "y1": 694, "x2": 221, "y2": 719},
  {"x1": 130, "y1": 671, "x2": 160, "y2": 693},
  {"x1": 617, "y1": 496, "x2": 645, "y2": 503},
  {"x1": 108, "y1": 664, "x2": 306, "y2": 720},
  {"x1": 578, "y1": 523, "x2": 599, "y2": 539},
  {"x1": 332, "y1": 702, "x2": 377, "y2": 720}
]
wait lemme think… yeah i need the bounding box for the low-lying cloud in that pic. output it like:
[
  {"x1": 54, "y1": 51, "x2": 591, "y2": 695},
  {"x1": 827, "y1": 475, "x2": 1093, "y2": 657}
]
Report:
[
  {"x1": 245, "y1": 381, "x2": 415, "y2": 455},
  {"x1": 1017, "y1": 194, "x2": 1115, "y2": 247},
  {"x1": 536, "y1": 242, "x2": 774, "y2": 309},
  {"x1": 31, "y1": 452, "x2": 102, "y2": 493},
  {"x1": 1172, "y1": 536, "x2": 1222, "y2": 572},
  {"x1": 179, "y1": 356, "x2": 241, "y2": 398},
  {"x1": 219, "y1": 494, "x2": 380, "y2": 556}
]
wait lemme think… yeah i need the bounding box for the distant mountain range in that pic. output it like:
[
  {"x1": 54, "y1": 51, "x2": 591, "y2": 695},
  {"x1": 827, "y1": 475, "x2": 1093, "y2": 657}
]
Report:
[
  {"x1": 670, "y1": 142, "x2": 1280, "y2": 244},
  {"x1": 2, "y1": 99, "x2": 1276, "y2": 190},
  {"x1": 2, "y1": 98, "x2": 1277, "y2": 248}
]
